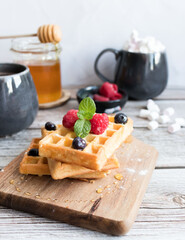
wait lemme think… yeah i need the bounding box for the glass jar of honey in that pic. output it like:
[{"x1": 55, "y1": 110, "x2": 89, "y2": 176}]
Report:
[{"x1": 10, "y1": 37, "x2": 62, "y2": 104}]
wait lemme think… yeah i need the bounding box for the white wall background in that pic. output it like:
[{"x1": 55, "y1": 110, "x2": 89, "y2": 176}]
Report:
[{"x1": 0, "y1": 0, "x2": 184, "y2": 87}]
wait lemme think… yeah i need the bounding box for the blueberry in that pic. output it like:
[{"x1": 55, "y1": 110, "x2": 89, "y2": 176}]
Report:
[
  {"x1": 27, "y1": 148, "x2": 39, "y2": 156},
  {"x1": 114, "y1": 113, "x2": 128, "y2": 124},
  {"x1": 45, "y1": 122, "x2": 56, "y2": 131},
  {"x1": 72, "y1": 137, "x2": 86, "y2": 151}
]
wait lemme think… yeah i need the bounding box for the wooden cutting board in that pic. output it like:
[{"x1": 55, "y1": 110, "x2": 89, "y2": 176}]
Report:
[{"x1": 0, "y1": 137, "x2": 157, "y2": 236}]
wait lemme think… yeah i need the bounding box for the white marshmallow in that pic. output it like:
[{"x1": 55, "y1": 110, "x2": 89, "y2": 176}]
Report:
[
  {"x1": 123, "y1": 31, "x2": 165, "y2": 54},
  {"x1": 147, "y1": 99, "x2": 155, "y2": 106},
  {"x1": 163, "y1": 107, "x2": 175, "y2": 117},
  {"x1": 175, "y1": 118, "x2": 185, "y2": 127},
  {"x1": 158, "y1": 115, "x2": 171, "y2": 124},
  {"x1": 147, "y1": 102, "x2": 160, "y2": 113},
  {"x1": 168, "y1": 123, "x2": 181, "y2": 133},
  {"x1": 147, "y1": 121, "x2": 159, "y2": 130},
  {"x1": 139, "y1": 45, "x2": 148, "y2": 54},
  {"x1": 147, "y1": 111, "x2": 159, "y2": 121},
  {"x1": 139, "y1": 109, "x2": 150, "y2": 118},
  {"x1": 130, "y1": 30, "x2": 139, "y2": 43}
]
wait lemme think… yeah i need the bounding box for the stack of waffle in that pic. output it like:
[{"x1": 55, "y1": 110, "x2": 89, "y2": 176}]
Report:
[{"x1": 19, "y1": 116, "x2": 133, "y2": 180}]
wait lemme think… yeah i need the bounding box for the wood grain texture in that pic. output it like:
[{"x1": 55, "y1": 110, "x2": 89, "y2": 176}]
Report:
[
  {"x1": 0, "y1": 87, "x2": 185, "y2": 239},
  {"x1": 29, "y1": 99, "x2": 185, "y2": 129},
  {"x1": 1, "y1": 128, "x2": 184, "y2": 169},
  {"x1": 0, "y1": 138, "x2": 157, "y2": 235},
  {"x1": 0, "y1": 169, "x2": 184, "y2": 240},
  {"x1": 65, "y1": 86, "x2": 185, "y2": 100}
]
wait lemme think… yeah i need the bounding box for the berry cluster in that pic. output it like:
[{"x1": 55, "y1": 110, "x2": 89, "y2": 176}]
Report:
[
  {"x1": 93, "y1": 82, "x2": 122, "y2": 102},
  {"x1": 61, "y1": 98, "x2": 129, "y2": 151},
  {"x1": 62, "y1": 109, "x2": 109, "y2": 135}
]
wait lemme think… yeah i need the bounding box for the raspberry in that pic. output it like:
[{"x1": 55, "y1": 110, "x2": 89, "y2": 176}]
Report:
[
  {"x1": 93, "y1": 94, "x2": 109, "y2": 102},
  {"x1": 90, "y1": 113, "x2": 109, "y2": 135},
  {"x1": 99, "y1": 82, "x2": 118, "y2": 98},
  {"x1": 110, "y1": 92, "x2": 122, "y2": 100},
  {"x1": 62, "y1": 109, "x2": 78, "y2": 129},
  {"x1": 112, "y1": 83, "x2": 118, "y2": 92}
]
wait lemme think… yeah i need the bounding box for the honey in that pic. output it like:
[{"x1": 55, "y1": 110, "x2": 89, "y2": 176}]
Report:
[
  {"x1": 96, "y1": 188, "x2": 103, "y2": 194},
  {"x1": 114, "y1": 173, "x2": 123, "y2": 181},
  {"x1": 11, "y1": 37, "x2": 62, "y2": 104},
  {"x1": 28, "y1": 61, "x2": 62, "y2": 104}
]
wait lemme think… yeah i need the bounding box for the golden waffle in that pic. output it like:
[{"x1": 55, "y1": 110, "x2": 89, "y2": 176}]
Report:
[
  {"x1": 41, "y1": 124, "x2": 61, "y2": 138},
  {"x1": 47, "y1": 155, "x2": 119, "y2": 180},
  {"x1": 39, "y1": 116, "x2": 133, "y2": 170},
  {"x1": 20, "y1": 138, "x2": 119, "y2": 179},
  {"x1": 20, "y1": 138, "x2": 50, "y2": 176},
  {"x1": 41, "y1": 124, "x2": 119, "y2": 179}
]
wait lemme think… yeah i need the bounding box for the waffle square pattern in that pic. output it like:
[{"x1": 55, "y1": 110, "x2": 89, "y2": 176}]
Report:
[
  {"x1": 39, "y1": 116, "x2": 133, "y2": 170},
  {"x1": 20, "y1": 138, "x2": 119, "y2": 179},
  {"x1": 20, "y1": 138, "x2": 50, "y2": 176}
]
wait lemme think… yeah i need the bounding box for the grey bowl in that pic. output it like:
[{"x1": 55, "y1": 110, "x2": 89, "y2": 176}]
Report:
[{"x1": 0, "y1": 63, "x2": 38, "y2": 137}]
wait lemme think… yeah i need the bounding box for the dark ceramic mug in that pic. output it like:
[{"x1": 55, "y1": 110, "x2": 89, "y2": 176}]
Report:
[
  {"x1": 94, "y1": 49, "x2": 168, "y2": 100},
  {"x1": 0, "y1": 63, "x2": 38, "y2": 137}
]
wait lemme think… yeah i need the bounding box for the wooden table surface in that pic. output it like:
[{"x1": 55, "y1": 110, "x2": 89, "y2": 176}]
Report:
[{"x1": 0, "y1": 86, "x2": 185, "y2": 240}]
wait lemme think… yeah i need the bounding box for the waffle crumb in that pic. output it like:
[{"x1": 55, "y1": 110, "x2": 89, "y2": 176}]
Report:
[
  {"x1": 91, "y1": 199, "x2": 95, "y2": 202},
  {"x1": 104, "y1": 185, "x2": 111, "y2": 189},
  {"x1": 47, "y1": 198, "x2": 51, "y2": 201},
  {"x1": 20, "y1": 176, "x2": 24, "y2": 180},
  {"x1": 9, "y1": 179, "x2": 14, "y2": 184},
  {"x1": 96, "y1": 188, "x2": 103, "y2": 194},
  {"x1": 114, "y1": 181, "x2": 118, "y2": 185},
  {"x1": 35, "y1": 195, "x2": 40, "y2": 199},
  {"x1": 114, "y1": 173, "x2": 123, "y2": 181},
  {"x1": 80, "y1": 178, "x2": 90, "y2": 182}
]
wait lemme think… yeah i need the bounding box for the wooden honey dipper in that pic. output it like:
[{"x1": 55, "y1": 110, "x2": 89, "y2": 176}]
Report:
[{"x1": 0, "y1": 24, "x2": 62, "y2": 43}]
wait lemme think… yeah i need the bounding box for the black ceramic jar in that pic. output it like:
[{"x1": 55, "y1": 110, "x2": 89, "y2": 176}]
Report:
[
  {"x1": 95, "y1": 49, "x2": 168, "y2": 100},
  {"x1": 0, "y1": 63, "x2": 38, "y2": 136}
]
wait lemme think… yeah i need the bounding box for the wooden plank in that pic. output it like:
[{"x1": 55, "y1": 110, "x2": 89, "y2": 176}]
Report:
[
  {"x1": 0, "y1": 128, "x2": 184, "y2": 169},
  {"x1": 29, "y1": 99, "x2": 185, "y2": 129},
  {"x1": 64, "y1": 86, "x2": 185, "y2": 100},
  {"x1": 0, "y1": 87, "x2": 184, "y2": 239},
  {"x1": 0, "y1": 211, "x2": 184, "y2": 240},
  {"x1": 0, "y1": 137, "x2": 157, "y2": 235},
  {"x1": 0, "y1": 169, "x2": 184, "y2": 240},
  {"x1": 155, "y1": 87, "x2": 185, "y2": 100}
]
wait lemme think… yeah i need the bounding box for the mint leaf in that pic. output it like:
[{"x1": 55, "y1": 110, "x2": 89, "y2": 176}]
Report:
[
  {"x1": 77, "y1": 110, "x2": 94, "y2": 120},
  {"x1": 79, "y1": 97, "x2": 96, "y2": 118},
  {"x1": 77, "y1": 111, "x2": 85, "y2": 120},
  {"x1": 74, "y1": 119, "x2": 91, "y2": 138}
]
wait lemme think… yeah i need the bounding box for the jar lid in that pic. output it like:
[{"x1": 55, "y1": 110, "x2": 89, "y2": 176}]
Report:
[{"x1": 11, "y1": 37, "x2": 62, "y2": 54}]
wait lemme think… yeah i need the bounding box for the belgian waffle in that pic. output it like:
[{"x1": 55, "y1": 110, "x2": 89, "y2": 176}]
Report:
[
  {"x1": 20, "y1": 138, "x2": 50, "y2": 176},
  {"x1": 20, "y1": 138, "x2": 119, "y2": 179},
  {"x1": 39, "y1": 116, "x2": 133, "y2": 170},
  {"x1": 41, "y1": 124, "x2": 119, "y2": 179},
  {"x1": 47, "y1": 155, "x2": 119, "y2": 180},
  {"x1": 41, "y1": 124, "x2": 61, "y2": 138}
]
